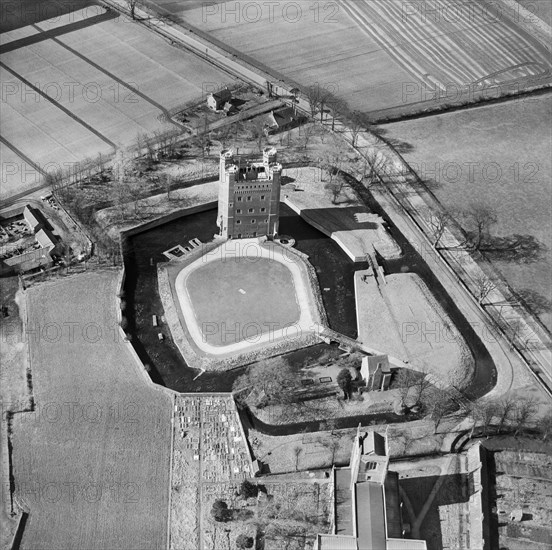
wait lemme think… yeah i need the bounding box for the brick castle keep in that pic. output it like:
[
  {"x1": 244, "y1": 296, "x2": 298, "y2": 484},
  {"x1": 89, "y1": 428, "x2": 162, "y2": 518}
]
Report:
[{"x1": 217, "y1": 148, "x2": 282, "y2": 239}]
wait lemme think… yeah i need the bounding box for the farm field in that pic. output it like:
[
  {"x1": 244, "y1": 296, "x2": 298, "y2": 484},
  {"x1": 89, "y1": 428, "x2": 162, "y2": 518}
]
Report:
[
  {"x1": 11, "y1": 271, "x2": 173, "y2": 549},
  {"x1": 0, "y1": 3, "x2": 235, "y2": 199},
  {"x1": 168, "y1": 0, "x2": 552, "y2": 117},
  {"x1": 380, "y1": 91, "x2": 552, "y2": 331}
]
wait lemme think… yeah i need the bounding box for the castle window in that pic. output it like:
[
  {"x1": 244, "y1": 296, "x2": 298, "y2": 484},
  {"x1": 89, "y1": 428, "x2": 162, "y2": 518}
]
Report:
[
  {"x1": 236, "y1": 209, "x2": 242, "y2": 214},
  {"x1": 260, "y1": 195, "x2": 266, "y2": 200},
  {"x1": 251, "y1": 219, "x2": 256, "y2": 224},
  {"x1": 247, "y1": 196, "x2": 252, "y2": 201},
  {"x1": 248, "y1": 208, "x2": 254, "y2": 213},
  {"x1": 260, "y1": 208, "x2": 266, "y2": 213},
  {"x1": 237, "y1": 197, "x2": 242, "y2": 202},
  {"x1": 236, "y1": 220, "x2": 241, "y2": 225}
]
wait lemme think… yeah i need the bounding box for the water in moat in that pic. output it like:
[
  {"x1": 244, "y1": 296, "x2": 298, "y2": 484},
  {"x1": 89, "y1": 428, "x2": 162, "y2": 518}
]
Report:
[
  {"x1": 122, "y1": 203, "x2": 363, "y2": 393},
  {"x1": 123, "y1": 198, "x2": 496, "y2": 433}
]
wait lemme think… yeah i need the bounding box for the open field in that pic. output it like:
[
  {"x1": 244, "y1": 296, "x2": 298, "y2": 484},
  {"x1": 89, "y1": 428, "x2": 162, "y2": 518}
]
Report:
[
  {"x1": 381, "y1": 91, "x2": 552, "y2": 331},
  {"x1": 167, "y1": 0, "x2": 552, "y2": 117},
  {"x1": 0, "y1": 3, "x2": 235, "y2": 199},
  {"x1": 185, "y1": 256, "x2": 301, "y2": 346},
  {"x1": 10, "y1": 271, "x2": 172, "y2": 549}
]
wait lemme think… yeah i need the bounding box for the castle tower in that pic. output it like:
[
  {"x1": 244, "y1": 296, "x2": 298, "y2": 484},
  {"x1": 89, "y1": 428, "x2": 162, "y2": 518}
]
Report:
[{"x1": 217, "y1": 148, "x2": 282, "y2": 239}]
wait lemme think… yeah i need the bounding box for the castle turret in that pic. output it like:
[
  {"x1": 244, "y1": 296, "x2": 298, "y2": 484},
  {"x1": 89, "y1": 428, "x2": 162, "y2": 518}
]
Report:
[
  {"x1": 217, "y1": 148, "x2": 282, "y2": 240},
  {"x1": 263, "y1": 147, "x2": 277, "y2": 169},
  {"x1": 220, "y1": 150, "x2": 235, "y2": 180}
]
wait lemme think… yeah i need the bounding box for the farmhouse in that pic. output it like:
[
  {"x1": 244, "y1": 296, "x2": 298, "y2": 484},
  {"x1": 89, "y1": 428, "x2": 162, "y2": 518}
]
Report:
[
  {"x1": 207, "y1": 87, "x2": 232, "y2": 111},
  {"x1": 217, "y1": 148, "x2": 282, "y2": 239},
  {"x1": 314, "y1": 429, "x2": 427, "y2": 550},
  {"x1": 263, "y1": 106, "x2": 304, "y2": 134}
]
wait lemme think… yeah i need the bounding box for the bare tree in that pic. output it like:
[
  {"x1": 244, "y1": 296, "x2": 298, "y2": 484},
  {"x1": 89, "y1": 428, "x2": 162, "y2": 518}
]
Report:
[
  {"x1": 127, "y1": 0, "x2": 138, "y2": 20},
  {"x1": 505, "y1": 319, "x2": 536, "y2": 351},
  {"x1": 301, "y1": 123, "x2": 317, "y2": 150},
  {"x1": 289, "y1": 87, "x2": 300, "y2": 115},
  {"x1": 305, "y1": 84, "x2": 323, "y2": 119},
  {"x1": 325, "y1": 180, "x2": 346, "y2": 205},
  {"x1": 113, "y1": 150, "x2": 133, "y2": 220},
  {"x1": 318, "y1": 87, "x2": 333, "y2": 124},
  {"x1": 216, "y1": 124, "x2": 234, "y2": 149},
  {"x1": 468, "y1": 400, "x2": 485, "y2": 439},
  {"x1": 233, "y1": 357, "x2": 295, "y2": 407},
  {"x1": 395, "y1": 368, "x2": 419, "y2": 410},
  {"x1": 472, "y1": 273, "x2": 496, "y2": 306},
  {"x1": 539, "y1": 410, "x2": 552, "y2": 441},
  {"x1": 347, "y1": 110, "x2": 371, "y2": 147},
  {"x1": 479, "y1": 401, "x2": 499, "y2": 437},
  {"x1": 248, "y1": 117, "x2": 268, "y2": 152},
  {"x1": 361, "y1": 148, "x2": 388, "y2": 188},
  {"x1": 496, "y1": 395, "x2": 517, "y2": 434},
  {"x1": 411, "y1": 369, "x2": 432, "y2": 406},
  {"x1": 462, "y1": 203, "x2": 499, "y2": 250},
  {"x1": 428, "y1": 389, "x2": 455, "y2": 433},
  {"x1": 322, "y1": 148, "x2": 345, "y2": 186},
  {"x1": 512, "y1": 397, "x2": 539, "y2": 437},
  {"x1": 326, "y1": 95, "x2": 346, "y2": 131},
  {"x1": 427, "y1": 209, "x2": 454, "y2": 248}
]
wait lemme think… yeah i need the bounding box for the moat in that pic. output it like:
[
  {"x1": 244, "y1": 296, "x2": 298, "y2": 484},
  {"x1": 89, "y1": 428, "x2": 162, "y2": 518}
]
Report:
[{"x1": 122, "y1": 201, "x2": 496, "y2": 403}]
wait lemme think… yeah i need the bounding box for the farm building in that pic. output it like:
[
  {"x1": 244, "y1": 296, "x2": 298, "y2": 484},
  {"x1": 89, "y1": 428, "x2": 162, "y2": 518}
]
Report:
[
  {"x1": 23, "y1": 205, "x2": 49, "y2": 232},
  {"x1": 207, "y1": 88, "x2": 232, "y2": 111},
  {"x1": 263, "y1": 106, "x2": 304, "y2": 133},
  {"x1": 361, "y1": 355, "x2": 393, "y2": 392},
  {"x1": 314, "y1": 429, "x2": 427, "y2": 550},
  {"x1": 1, "y1": 206, "x2": 62, "y2": 274},
  {"x1": 217, "y1": 148, "x2": 282, "y2": 239}
]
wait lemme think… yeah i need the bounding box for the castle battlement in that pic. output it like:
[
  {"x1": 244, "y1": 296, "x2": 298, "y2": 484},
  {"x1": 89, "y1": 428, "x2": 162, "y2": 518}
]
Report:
[{"x1": 217, "y1": 148, "x2": 282, "y2": 239}]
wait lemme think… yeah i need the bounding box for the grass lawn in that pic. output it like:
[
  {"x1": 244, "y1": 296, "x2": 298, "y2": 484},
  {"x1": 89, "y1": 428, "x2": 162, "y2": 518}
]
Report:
[
  {"x1": 11, "y1": 270, "x2": 172, "y2": 550},
  {"x1": 381, "y1": 92, "x2": 552, "y2": 330},
  {"x1": 186, "y1": 257, "x2": 300, "y2": 346}
]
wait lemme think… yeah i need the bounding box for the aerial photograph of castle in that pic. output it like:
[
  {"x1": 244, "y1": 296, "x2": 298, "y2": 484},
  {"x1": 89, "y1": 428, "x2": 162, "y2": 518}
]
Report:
[{"x1": 1, "y1": 0, "x2": 551, "y2": 549}]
